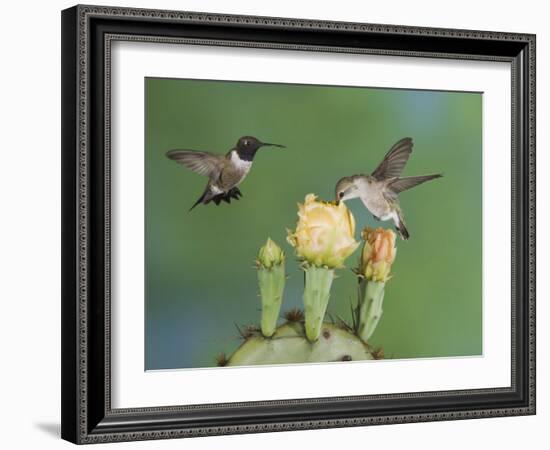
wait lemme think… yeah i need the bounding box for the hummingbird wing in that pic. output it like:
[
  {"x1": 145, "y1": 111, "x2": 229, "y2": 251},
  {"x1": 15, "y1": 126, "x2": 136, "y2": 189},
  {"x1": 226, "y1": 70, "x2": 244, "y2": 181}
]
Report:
[
  {"x1": 388, "y1": 174, "x2": 442, "y2": 194},
  {"x1": 371, "y1": 137, "x2": 413, "y2": 180},
  {"x1": 166, "y1": 149, "x2": 223, "y2": 179}
]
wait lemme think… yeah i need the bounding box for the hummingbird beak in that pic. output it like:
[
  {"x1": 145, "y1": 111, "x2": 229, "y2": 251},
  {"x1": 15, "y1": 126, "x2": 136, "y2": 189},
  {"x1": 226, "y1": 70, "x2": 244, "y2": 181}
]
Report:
[{"x1": 261, "y1": 142, "x2": 286, "y2": 149}]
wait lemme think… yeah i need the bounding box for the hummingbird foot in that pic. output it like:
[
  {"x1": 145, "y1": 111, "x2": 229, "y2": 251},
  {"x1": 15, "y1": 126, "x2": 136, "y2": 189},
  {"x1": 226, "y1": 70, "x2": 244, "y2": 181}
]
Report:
[
  {"x1": 212, "y1": 187, "x2": 243, "y2": 205},
  {"x1": 228, "y1": 187, "x2": 243, "y2": 199},
  {"x1": 188, "y1": 186, "x2": 243, "y2": 210}
]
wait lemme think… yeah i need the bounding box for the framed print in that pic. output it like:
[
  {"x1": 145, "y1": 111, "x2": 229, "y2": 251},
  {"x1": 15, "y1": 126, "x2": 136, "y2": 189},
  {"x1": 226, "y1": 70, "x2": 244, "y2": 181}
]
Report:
[{"x1": 61, "y1": 4, "x2": 536, "y2": 444}]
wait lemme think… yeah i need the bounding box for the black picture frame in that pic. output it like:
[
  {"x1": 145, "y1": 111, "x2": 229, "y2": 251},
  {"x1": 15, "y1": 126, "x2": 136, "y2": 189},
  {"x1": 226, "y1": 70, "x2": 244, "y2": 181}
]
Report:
[{"x1": 61, "y1": 4, "x2": 536, "y2": 444}]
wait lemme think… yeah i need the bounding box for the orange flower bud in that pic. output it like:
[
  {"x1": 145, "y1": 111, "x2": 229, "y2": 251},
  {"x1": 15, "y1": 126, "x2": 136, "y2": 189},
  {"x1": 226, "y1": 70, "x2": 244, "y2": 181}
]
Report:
[{"x1": 359, "y1": 227, "x2": 397, "y2": 282}]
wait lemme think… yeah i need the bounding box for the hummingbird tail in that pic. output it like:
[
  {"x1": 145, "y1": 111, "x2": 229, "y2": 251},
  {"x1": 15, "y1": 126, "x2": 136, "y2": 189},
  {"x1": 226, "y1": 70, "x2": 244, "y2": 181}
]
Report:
[
  {"x1": 395, "y1": 212, "x2": 410, "y2": 240},
  {"x1": 189, "y1": 194, "x2": 205, "y2": 211},
  {"x1": 397, "y1": 222, "x2": 410, "y2": 240},
  {"x1": 189, "y1": 189, "x2": 212, "y2": 211}
]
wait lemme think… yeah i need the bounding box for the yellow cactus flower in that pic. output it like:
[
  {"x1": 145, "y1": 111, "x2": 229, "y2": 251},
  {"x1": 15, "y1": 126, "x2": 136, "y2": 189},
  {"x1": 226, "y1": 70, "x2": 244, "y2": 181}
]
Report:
[
  {"x1": 359, "y1": 227, "x2": 397, "y2": 282},
  {"x1": 287, "y1": 194, "x2": 359, "y2": 269}
]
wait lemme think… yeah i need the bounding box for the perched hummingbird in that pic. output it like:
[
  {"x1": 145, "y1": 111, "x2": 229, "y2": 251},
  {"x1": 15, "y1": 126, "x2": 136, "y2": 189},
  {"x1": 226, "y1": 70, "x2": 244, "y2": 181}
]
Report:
[
  {"x1": 334, "y1": 137, "x2": 442, "y2": 240},
  {"x1": 166, "y1": 136, "x2": 286, "y2": 211}
]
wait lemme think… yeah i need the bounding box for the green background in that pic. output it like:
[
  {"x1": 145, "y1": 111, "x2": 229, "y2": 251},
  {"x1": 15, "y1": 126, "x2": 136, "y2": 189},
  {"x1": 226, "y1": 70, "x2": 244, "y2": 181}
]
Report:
[{"x1": 145, "y1": 77, "x2": 482, "y2": 370}]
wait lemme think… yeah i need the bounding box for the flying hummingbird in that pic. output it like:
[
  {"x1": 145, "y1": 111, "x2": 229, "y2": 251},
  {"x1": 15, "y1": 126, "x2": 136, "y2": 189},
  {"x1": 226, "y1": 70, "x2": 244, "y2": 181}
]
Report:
[
  {"x1": 166, "y1": 136, "x2": 286, "y2": 211},
  {"x1": 334, "y1": 137, "x2": 442, "y2": 240}
]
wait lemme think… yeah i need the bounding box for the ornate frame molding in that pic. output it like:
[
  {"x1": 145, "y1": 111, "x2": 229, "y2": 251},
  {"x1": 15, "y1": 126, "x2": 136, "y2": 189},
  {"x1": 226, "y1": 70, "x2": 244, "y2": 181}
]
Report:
[{"x1": 61, "y1": 4, "x2": 536, "y2": 444}]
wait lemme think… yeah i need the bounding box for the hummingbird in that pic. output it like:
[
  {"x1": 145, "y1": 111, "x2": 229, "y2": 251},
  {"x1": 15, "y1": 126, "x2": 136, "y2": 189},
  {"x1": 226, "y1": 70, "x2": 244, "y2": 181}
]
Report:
[
  {"x1": 166, "y1": 136, "x2": 286, "y2": 211},
  {"x1": 334, "y1": 137, "x2": 442, "y2": 240}
]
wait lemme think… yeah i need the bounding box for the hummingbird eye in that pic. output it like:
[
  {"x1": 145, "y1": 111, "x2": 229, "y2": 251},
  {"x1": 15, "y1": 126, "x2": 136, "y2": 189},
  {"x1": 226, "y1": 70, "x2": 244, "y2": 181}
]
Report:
[
  {"x1": 339, "y1": 192, "x2": 344, "y2": 198},
  {"x1": 243, "y1": 139, "x2": 249, "y2": 146}
]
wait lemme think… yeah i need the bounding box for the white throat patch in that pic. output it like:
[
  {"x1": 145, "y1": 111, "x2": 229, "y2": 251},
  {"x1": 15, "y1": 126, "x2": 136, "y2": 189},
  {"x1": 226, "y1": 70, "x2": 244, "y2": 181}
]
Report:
[{"x1": 230, "y1": 150, "x2": 253, "y2": 172}]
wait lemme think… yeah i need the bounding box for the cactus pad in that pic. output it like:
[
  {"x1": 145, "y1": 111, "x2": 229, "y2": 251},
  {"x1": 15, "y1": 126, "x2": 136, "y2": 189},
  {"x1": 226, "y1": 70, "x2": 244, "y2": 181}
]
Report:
[{"x1": 225, "y1": 321, "x2": 374, "y2": 366}]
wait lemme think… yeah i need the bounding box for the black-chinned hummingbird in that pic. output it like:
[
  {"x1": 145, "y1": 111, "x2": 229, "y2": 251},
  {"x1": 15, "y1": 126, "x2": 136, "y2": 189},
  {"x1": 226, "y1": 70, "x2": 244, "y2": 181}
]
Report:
[
  {"x1": 335, "y1": 137, "x2": 442, "y2": 240},
  {"x1": 166, "y1": 136, "x2": 285, "y2": 211}
]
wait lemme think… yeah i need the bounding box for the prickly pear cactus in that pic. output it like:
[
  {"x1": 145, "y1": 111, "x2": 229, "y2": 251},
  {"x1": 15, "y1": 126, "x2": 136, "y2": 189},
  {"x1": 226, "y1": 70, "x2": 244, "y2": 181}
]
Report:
[
  {"x1": 225, "y1": 312, "x2": 375, "y2": 367},
  {"x1": 217, "y1": 195, "x2": 397, "y2": 368}
]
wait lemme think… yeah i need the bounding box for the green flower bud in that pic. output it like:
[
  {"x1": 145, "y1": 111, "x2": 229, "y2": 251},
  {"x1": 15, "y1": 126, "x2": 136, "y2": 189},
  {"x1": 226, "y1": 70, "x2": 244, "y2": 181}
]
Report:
[{"x1": 257, "y1": 238, "x2": 285, "y2": 269}]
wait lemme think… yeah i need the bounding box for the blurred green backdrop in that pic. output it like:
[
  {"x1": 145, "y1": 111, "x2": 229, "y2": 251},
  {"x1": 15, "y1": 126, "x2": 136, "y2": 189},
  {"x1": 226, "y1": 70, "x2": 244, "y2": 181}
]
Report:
[{"x1": 145, "y1": 77, "x2": 482, "y2": 370}]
